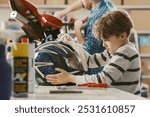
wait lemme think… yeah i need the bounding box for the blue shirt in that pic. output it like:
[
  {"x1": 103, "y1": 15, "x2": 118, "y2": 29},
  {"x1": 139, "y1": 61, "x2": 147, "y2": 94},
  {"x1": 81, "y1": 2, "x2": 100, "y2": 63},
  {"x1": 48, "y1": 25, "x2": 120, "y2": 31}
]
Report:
[
  {"x1": 84, "y1": 0, "x2": 116, "y2": 54},
  {"x1": 0, "y1": 45, "x2": 12, "y2": 100}
]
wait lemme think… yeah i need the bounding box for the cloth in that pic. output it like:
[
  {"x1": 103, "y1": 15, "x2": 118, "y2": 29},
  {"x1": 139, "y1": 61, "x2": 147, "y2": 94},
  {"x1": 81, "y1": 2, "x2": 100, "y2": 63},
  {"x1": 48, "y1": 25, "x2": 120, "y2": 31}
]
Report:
[
  {"x1": 70, "y1": 42, "x2": 141, "y2": 94},
  {"x1": 84, "y1": 0, "x2": 116, "y2": 54}
]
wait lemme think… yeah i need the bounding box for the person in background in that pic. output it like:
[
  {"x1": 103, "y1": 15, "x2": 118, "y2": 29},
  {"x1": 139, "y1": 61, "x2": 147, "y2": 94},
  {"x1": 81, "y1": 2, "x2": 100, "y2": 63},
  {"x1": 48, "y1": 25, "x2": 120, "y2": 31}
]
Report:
[
  {"x1": 0, "y1": 36, "x2": 12, "y2": 100},
  {"x1": 54, "y1": 0, "x2": 92, "y2": 19},
  {"x1": 55, "y1": 0, "x2": 116, "y2": 75},
  {"x1": 46, "y1": 10, "x2": 141, "y2": 94}
]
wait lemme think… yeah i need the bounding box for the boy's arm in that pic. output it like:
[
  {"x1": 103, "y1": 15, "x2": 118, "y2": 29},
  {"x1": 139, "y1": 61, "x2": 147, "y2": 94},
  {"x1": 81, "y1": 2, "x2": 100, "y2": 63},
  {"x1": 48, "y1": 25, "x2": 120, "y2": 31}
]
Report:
[
  {"x1": 68, "y1": 42, "x2": 109, "y2": 70},
  {"x1": 75, "y1": 52, "x2": 136, "y2": 85}
]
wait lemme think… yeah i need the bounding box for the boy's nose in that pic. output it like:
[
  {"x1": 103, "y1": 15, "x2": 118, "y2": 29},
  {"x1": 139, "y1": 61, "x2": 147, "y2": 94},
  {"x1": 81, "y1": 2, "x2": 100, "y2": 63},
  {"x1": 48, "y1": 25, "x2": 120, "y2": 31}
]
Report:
[{"x1": 102, "y1": 42, "x2": 106, "y2": 48}]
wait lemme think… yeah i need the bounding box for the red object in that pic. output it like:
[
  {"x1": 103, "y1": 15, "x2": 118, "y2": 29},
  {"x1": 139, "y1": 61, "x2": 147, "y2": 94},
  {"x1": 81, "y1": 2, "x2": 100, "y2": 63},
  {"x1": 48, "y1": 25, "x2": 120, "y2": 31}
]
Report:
[
  {"x1": 78, "y1": 83, "x2": 108, "y2": 88},
  {"x1": 21, "y1": 38, "x2": 29, "y2": 43},
  {"x1": 41, "y1": 14, "x2": 64, "y2": 29},
  {"x1": 69, "y1": 18, "x2": 76, "y2": 23},
  {"x1": 9, "y1": 0, "x2": 64, "y2": 29},
  {"x1": 9, "y1": 0, "x2": 41, "y2": 22}
]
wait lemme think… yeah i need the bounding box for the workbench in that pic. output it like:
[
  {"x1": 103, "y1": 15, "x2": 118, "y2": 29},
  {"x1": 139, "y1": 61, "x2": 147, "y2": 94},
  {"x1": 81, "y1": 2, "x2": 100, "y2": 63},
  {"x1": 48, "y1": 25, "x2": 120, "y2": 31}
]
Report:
[{"x1": 12, "y1": 86, "x2": 147, "y2": 100}]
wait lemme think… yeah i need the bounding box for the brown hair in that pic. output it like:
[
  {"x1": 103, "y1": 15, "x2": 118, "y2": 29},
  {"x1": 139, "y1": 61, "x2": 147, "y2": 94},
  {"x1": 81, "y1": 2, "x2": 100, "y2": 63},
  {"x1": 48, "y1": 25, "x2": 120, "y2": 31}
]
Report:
[{"x1": 93, "y1": 9, "x2": 133, "y2": 40}]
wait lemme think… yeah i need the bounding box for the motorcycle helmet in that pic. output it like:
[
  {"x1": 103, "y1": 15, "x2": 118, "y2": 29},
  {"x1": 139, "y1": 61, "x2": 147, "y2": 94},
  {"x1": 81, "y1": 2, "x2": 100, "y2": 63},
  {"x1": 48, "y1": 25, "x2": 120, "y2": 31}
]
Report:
[{"x1": 35, "y1": 41, "x2": 85, "y2": 86}]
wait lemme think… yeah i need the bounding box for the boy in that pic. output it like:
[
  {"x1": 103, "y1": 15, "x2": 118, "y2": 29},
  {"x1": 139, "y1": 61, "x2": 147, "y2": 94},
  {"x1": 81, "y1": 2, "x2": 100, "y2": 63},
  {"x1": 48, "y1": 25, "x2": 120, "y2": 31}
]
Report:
[
  {"x1": 46, "y1": 10, "x2": 141, "y2": 94},
  {"x1": 55, "y1": 0, "x2": 116, "y2": 75}
]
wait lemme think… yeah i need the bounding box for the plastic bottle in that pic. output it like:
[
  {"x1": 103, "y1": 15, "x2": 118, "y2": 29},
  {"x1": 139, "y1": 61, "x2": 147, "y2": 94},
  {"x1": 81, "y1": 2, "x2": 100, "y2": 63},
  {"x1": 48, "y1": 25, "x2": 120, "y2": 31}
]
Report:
[
  {"x1": 6, "y1": 40, "x2": 13, "y2": 64},
  {"x1": 0, "y1": 43, "x2": 12, "y2": 100}
]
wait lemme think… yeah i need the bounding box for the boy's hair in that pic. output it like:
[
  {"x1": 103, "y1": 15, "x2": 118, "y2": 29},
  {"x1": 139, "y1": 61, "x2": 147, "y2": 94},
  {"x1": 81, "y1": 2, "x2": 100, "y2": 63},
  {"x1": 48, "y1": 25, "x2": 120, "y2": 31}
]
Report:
[{"x1": 94, "y1": 9, "x2": 133, "y2": 40}]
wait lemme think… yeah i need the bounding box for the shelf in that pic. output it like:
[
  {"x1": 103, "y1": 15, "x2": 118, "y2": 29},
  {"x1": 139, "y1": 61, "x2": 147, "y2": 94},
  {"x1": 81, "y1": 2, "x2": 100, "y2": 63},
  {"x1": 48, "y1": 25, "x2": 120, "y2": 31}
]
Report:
[
  {"x1": 0, "y1": 4, "x2": 68, "y2": 10},
  {"x1": 0, "y1": 29, "x2": 24, "y2": 33},
  {"x1": 37, "y1": 5, "x2": 67, "y2": 9},
  {"x1": 0, "y1": 29, "x2": 25, "y2": 42},
  {"x1": 137, "y1": 31, "x2": 150, "y2": 34},
  {"x1": 142, "y1": 75, "x2": 150, "y2": 79},
  {"x1": 1, "y1": 4, "x2": 150, "y2": 10},
  {"x1": 117, "y1": 5, "x2": 150, "y2": 10},
  {"x1": 140, "y1": 54, "x2": 150, "y2": 57},
  {"x1": 0, "y1": 4, "x2": 10, "y2": 9}
]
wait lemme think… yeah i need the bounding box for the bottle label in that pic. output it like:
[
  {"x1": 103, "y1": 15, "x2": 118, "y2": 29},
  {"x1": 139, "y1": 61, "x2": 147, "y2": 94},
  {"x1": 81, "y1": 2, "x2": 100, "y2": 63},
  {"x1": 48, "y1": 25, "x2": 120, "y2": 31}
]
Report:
[{"x1": 13, "y1": 57, "x2": 28, "y2": 97}]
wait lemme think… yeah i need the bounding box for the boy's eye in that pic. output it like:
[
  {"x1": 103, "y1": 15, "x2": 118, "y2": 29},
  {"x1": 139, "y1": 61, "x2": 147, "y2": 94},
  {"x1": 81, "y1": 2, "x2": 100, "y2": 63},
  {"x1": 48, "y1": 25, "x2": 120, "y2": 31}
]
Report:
[
  {"x1": 101, "y1": 36, "x2": 109, "y2": 41},
  {"x1": 102, "y1": 39, "x2": 108, "y2": 42}
]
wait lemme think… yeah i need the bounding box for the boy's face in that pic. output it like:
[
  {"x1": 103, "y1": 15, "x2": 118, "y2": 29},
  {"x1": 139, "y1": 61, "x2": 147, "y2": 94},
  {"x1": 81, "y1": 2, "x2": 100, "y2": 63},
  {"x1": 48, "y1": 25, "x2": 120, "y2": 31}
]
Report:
[{"x1": 102, "y1": 33, "x2": 127, "y2": 54}]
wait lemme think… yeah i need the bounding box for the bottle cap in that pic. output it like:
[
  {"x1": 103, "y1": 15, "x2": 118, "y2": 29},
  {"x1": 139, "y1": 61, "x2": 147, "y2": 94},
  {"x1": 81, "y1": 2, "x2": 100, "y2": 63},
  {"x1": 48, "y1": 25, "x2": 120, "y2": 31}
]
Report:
[
  {"x1": 9, "y1": 40, "x2": 13, "y2": 43},
  {"x1": 21, "y1": 38, "x2": 29, "y2": 43}
]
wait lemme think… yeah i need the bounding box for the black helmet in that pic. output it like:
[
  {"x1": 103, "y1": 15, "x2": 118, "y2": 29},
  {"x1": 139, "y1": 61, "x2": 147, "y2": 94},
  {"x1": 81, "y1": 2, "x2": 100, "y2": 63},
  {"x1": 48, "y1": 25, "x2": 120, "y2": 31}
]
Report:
[{"x1": 35, "y1": 41, "x2": 85, "y2": 86}]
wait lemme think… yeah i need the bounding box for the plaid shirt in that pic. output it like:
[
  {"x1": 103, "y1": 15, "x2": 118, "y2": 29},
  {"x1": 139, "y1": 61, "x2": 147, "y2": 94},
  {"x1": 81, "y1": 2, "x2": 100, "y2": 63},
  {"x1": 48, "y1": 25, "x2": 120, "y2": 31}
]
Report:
[{"x1": 84, "y1": 0, "x2": 116, "y2": 54}]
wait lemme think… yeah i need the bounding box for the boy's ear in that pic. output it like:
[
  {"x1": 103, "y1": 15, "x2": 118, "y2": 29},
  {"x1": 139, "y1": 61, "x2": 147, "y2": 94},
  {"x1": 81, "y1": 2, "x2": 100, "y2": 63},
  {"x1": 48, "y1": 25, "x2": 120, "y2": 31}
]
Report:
[{"x1": 119, "y1": 32, "x2": 127, "y2": 40}]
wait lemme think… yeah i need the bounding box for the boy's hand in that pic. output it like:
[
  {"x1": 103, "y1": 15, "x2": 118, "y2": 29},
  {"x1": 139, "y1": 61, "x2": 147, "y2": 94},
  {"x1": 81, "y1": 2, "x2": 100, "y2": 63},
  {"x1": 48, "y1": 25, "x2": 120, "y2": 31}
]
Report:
[{"x1": 46, "y1": 68, "x2": 75, "y2": 84}]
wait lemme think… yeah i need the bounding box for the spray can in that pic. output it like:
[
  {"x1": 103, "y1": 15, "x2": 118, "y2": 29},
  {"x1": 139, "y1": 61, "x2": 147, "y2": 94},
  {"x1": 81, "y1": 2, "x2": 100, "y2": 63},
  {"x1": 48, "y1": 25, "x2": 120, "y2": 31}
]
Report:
[{"x1": 11, "y1": 38, "x2": 29, "y2": 97}]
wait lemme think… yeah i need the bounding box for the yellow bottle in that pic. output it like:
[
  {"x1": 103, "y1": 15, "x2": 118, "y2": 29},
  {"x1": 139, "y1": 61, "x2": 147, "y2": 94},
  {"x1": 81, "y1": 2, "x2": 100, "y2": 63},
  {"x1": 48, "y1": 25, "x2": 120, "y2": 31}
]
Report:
[{"x1": 11, "y1": 38, "x2": 29, "y2": 97}]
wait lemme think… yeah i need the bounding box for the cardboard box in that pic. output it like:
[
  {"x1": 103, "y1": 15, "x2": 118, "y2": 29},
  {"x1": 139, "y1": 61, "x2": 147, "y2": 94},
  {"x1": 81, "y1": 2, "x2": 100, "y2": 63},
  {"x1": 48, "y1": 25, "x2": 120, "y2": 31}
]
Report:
[
  {"x1": 68, "y1": 0, "x2": 75, "y2": 5},
  {"x1": 141, "y1": 58, "x2": 150, "y2": 75},
  {"x1": 140, "y1": 46, "x2": 150, "y2": 54},
  {"x1": 0, "y1": 0, "x2": 44, "y2": 5},
  {"x1": 46, "y1": 0, "x2": 64, "y2": 5},
  {"x1": 68, "y1": 0, "x2": 121, "y2": 5},
  {"x1": 130, "y1": 11, "x2": 150, "y2": 31},
  {"x1": 112, "y1": 0, "x2": 121, "y2": 5},
  {"x1": 143, "y1": 78, "x2": 150, "y2": 93},
  {"x1": 124, "y1": 0, "x2": 150, "y2": 5},
  {"x1": 28, "y1": 0, "x2": 44, "y2": 5},
  {"x1": 0, "y1": 0, "x2": 8, "y2": 4}
]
